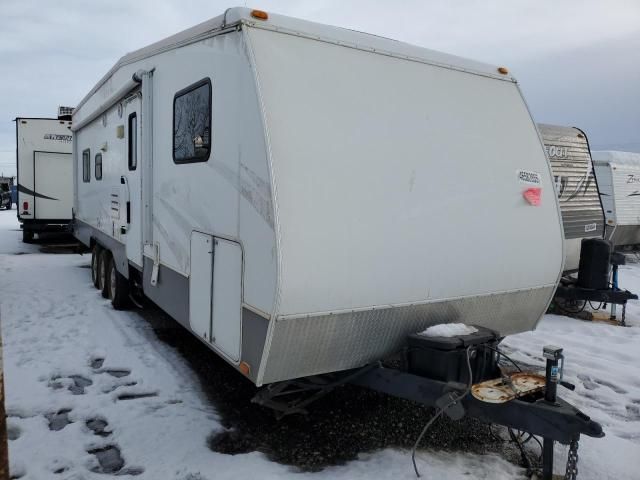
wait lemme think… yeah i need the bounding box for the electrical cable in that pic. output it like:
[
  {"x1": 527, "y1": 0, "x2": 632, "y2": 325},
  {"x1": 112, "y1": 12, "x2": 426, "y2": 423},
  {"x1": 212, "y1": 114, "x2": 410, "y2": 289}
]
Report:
[
  {"x1": 523, "y1": 432, "x2": 543, "y2": 451},
  {"x1": 508, "y1": 428, "x2": 534, "y2": 473},
  {"x1": 482, "y1": 345, "x2": 523, "y2": 372},
  {"x1": 508, "y1": 428, "x2": 544, "y2": 475},
  {"x1": 555, "y1": 299, "x2": 587, "y2": 315},
  {"x1": 411, "y1": 346, "x2": 473, "y2": 478},
  {"x1": 588, "y1": 301, "x2": 603, "y2": 310}
]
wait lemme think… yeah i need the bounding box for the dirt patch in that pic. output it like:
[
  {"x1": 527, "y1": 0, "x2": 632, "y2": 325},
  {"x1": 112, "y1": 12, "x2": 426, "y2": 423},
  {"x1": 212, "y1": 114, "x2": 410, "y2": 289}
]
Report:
[
  {"x1": 86, "y1": 418, "x2": 112, "y2": 437},
  {"x1": 90, "y1": 357, "x2": 105, "y2": 369},
  {"x1": 140, "y1": 306, "x2": 506, "y2": 472},
  {"x1": 117, "y1": 392, "x2": 158, "y2": 401},
  {"x1": 46, "y1": 409, "x2": 73, "y2": 431},
  {"x1": 88, "y1": 445, "x2": 124, "y2": 474},
  {"x1": 104, "y1": 369, "x2": 131, "y2": 378}
]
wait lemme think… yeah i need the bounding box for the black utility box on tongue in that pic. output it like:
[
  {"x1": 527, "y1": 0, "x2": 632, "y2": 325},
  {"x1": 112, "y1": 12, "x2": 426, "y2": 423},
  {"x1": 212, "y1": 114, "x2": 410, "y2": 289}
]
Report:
[{"x1": 407, "y1": 325, "x2": 500, "y2": 384}]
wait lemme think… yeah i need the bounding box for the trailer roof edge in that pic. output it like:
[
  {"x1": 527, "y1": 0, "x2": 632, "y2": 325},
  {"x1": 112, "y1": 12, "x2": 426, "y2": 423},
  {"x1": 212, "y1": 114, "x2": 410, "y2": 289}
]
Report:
[{"x1": 74, "y1": 7, "x2": 514, "y2": 117}]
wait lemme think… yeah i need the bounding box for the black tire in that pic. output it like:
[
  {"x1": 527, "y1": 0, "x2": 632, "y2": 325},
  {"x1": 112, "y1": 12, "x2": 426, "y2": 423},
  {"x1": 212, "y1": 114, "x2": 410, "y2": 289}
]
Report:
[
  {"x1": 91, "y1": 245, "x2": 102, "y2": 288},
  {"x1": 99, "y1": 250, "x2": 111, "y2": 298},
  {"x1": 108, "y1": 258, "x2": 129, "y2": 310},
  {"x1": 22, "y1": 229, "x2": 34, "y2": 243}
]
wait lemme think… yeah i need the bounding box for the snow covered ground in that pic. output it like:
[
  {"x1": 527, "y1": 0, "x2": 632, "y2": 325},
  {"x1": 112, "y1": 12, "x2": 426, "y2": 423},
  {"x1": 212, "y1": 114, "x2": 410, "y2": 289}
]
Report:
[{"x1": 0, "y1": 208, "x2": 638, "y2": 479}]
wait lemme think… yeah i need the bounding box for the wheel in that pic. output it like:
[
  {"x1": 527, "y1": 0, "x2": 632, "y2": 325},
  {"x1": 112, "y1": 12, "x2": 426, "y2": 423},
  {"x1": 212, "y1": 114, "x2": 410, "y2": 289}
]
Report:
[
  {"x1": 91, "y1": 245, "x2": 102, "y2": 288},
  {"x1": 108, "y1": 258, "x2": 129, "y2": 310},
  {"x1": 99, "y1": 250, "x2": 111, "y2": 298},
  {"x1": 22, "y1": 229, "x2": 34, "y2": 243}
]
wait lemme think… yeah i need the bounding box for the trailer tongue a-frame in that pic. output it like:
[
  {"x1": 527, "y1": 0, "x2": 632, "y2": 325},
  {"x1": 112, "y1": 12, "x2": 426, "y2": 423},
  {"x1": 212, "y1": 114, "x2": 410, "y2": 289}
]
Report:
[
  {"x1": 253, "y1": 327, "x2": 603, "y2": 480},
  {"x1": 554, "y1": 239, "x2": 638, "y2": 325}
]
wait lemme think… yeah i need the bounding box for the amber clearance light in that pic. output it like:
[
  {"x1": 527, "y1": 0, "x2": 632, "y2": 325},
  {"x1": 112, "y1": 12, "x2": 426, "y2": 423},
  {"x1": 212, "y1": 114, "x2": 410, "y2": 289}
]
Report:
[
  {"x1": 497, "y1": 66, "x2": 509, "y2": 75},
  {"x1": 239, "y1": 361, "x2": 251, "y2": 376},
  {"x1": 251, "y1": 9, "x2": 269, "y2": 20}
]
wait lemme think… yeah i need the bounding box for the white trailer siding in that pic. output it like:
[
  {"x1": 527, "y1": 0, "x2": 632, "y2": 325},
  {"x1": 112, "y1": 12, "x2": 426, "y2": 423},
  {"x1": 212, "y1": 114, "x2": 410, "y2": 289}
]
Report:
[
  {"x1": 249, "y1": 27, "x2": 563, "y2": 317},
  {"x1": 74, "y1": 28, "x2": 278, "y2": 320},
  {"x1": 593, "y1": 161, "x2": 615, "y2": 224},
  {"x1": 16, "y1": 118, "x2": 73, "y2": 224},
  {"x1": 593, "y1": 151, "x2": 640, "y2": 246},
  {"x1": 73, "y1": 8, "x2": 564, "y2": 386},
  {"x1": 607, "y1": 164, "x2": 640, "y2": 226}
]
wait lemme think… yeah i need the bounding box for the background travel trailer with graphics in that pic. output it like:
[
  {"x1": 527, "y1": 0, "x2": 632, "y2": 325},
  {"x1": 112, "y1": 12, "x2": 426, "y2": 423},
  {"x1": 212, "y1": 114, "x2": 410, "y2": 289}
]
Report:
[
  {"x1": 15, "y1": 107, "x2": 73, "y2": 242},
  {"x1": 538, "y1": 124, "x2": 604, "y2": 272},
  {"x1": 593, "y1": 150, "x2": 640, "y2": 247}
]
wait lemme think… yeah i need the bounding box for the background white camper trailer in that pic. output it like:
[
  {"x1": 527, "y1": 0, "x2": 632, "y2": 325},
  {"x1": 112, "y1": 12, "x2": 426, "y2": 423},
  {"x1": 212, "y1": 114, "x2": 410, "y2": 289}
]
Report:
[
  {"x1": 538, "y1": 124, "x2": 604, "y2": 272},
  {"x1": 72, "y1": 8, "x2": 564, "y2": 386},
  {"x1": 593, "y1": 150, "x2": 640, "y2": 247},
  {"x1": 16, "y1": 108, "x2": 74, "y2": 242}
]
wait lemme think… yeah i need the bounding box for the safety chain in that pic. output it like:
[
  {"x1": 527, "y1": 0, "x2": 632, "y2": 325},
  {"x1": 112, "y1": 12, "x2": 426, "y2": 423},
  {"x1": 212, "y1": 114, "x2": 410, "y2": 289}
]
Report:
[{"x1": 564, "y1": 439, "x2": 579, "y2": 480}]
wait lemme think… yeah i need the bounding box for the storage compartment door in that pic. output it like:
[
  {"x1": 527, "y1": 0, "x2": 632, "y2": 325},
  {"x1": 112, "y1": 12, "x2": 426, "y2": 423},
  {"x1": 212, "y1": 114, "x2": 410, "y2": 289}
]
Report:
[
  {"x1": 212, "y1": 238, "x2": 242, "y2": 362},
  {"x1": 189, "y1": 232, "x2": 213, "y2": 341},
  {"x1": 33, "y1": 151, "x2": 72, "y2": 220}
]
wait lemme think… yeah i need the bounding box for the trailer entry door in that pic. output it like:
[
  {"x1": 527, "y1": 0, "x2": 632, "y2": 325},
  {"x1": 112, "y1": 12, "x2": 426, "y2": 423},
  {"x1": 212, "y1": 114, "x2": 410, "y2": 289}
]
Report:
[
  {"x1": 33, "y1": 151, "x2": 72, "y2": 220},
  {"x1": 125, "y1": 96, "x2": 143, "y2": 267}
]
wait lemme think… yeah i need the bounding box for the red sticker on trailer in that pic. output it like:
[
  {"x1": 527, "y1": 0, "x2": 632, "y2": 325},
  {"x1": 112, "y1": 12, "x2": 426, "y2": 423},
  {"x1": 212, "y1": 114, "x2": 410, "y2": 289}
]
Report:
[{"x1": 523, "y1": 187, "x2": 542, "y2": 206}]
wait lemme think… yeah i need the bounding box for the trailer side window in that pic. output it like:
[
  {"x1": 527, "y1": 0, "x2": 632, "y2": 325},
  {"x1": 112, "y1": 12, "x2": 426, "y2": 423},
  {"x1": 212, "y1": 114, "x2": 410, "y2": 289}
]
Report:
[
  {"x1": 128, "y1": 112, "x2": 137, "y2": 171},
  {"x1": 95, "y1": 153, "x2": 103, "y2": 180},
  {"x1": 173, "y1": 78, "x2": 211, "y2": 164},
  {"x1": 82, "y1": 149, "x2": 90, "y2": 182}
]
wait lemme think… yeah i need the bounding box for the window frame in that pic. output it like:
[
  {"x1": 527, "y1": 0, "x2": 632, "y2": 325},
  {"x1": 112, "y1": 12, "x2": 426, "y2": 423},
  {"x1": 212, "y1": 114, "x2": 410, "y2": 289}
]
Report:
[
  {"x1": 172, "y1": 77, "x2": 212, "y2": 164},
  {"x1": 94, "y1": 153, "x2": 103, "y2": 180},
  {"x1": 82, "y1": 149, "x2": 90, "y2": 182},
  {"x1": 128, "y1": 112, "x2": 137, "y2": 171}
]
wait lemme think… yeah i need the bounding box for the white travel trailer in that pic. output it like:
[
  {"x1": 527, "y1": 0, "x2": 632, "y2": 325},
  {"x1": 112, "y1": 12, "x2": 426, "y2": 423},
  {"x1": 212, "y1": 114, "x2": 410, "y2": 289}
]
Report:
[
  {"x1": 73, "y1": 8, "x2": 564, "y2": 386},
  {"x1": 593, "y1": 150, "x2": 640, "y2": 247},
  {"x1": 538, "y1": 124, "x2": 604, "y2": 272},
  {"x1": 16, "y1": 108, "x2": 74, "y2": 242}
]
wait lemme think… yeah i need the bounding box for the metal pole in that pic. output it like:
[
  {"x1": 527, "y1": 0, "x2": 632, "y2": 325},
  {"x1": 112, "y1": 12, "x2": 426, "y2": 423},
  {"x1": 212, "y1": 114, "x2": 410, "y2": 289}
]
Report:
[
  {"x1": 0, "y1": 313, "x2": 9, "y2": 480},
  {"x1": 611, "y1": 265, "x2": 618, "y2": 320},
  {"x1": 542, "y1": 346, "x2": 562, "y2": 480}
]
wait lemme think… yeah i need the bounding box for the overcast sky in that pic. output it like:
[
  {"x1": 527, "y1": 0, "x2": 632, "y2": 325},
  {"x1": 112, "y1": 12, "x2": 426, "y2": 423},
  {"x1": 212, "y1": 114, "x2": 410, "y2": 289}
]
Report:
[{"x1": 1, "y1": 0, "x2": 639, "y2": 176}]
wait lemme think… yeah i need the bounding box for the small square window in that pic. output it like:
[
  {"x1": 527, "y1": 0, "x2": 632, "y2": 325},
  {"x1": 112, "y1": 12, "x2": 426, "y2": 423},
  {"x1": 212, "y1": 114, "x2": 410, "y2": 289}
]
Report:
[
  {"x1": 95, "y1": 153, "x2": 103, "y2": 180},
  {"x1": 173, "y1": 78, "x2": 212, "y2": 164},
  {"x1": 82, "y1": 149, "x2": 90, "y2": 182}
]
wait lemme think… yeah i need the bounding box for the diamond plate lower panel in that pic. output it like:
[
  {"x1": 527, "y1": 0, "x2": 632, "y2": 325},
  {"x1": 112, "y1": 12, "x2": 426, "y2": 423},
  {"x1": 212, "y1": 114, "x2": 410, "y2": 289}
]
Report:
[{"x1": 260, "y1": 286, "x2": 555, "y2": 384}]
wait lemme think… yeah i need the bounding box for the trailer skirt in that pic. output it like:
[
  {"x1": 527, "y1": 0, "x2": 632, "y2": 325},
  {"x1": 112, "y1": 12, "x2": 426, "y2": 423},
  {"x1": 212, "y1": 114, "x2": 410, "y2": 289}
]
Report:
[{"x1": 259, "y1": 285, "x2": 555, "y2": 385}]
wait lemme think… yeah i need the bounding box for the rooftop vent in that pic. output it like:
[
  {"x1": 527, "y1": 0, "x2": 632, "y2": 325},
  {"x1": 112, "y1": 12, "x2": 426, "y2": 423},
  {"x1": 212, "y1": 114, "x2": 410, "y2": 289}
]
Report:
[{"x1": 58, "y1": 106, "x2": 75, "y2": 120}]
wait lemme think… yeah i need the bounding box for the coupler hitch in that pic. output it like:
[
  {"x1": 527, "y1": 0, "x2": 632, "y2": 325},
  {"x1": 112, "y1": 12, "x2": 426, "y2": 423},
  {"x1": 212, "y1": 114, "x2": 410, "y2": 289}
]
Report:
[{"x1": 351, "y1": 337, "x2": 603, "y2": 480}]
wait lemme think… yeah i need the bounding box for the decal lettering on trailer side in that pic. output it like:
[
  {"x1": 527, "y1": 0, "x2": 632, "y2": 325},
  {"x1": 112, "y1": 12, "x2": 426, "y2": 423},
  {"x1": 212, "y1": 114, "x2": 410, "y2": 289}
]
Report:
[
  {"x1": 517, "y1": 170, "x2": 541, "y2": 186},
  {"x1": 545, "y1": 145, "x2": 569, "y2": 159},
  {"x1": 626, "y1": 174, "x2": 640, "y2": 184},
  {"x1": 43, "y1": 134, "x2": 72, "y2": 143}
]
